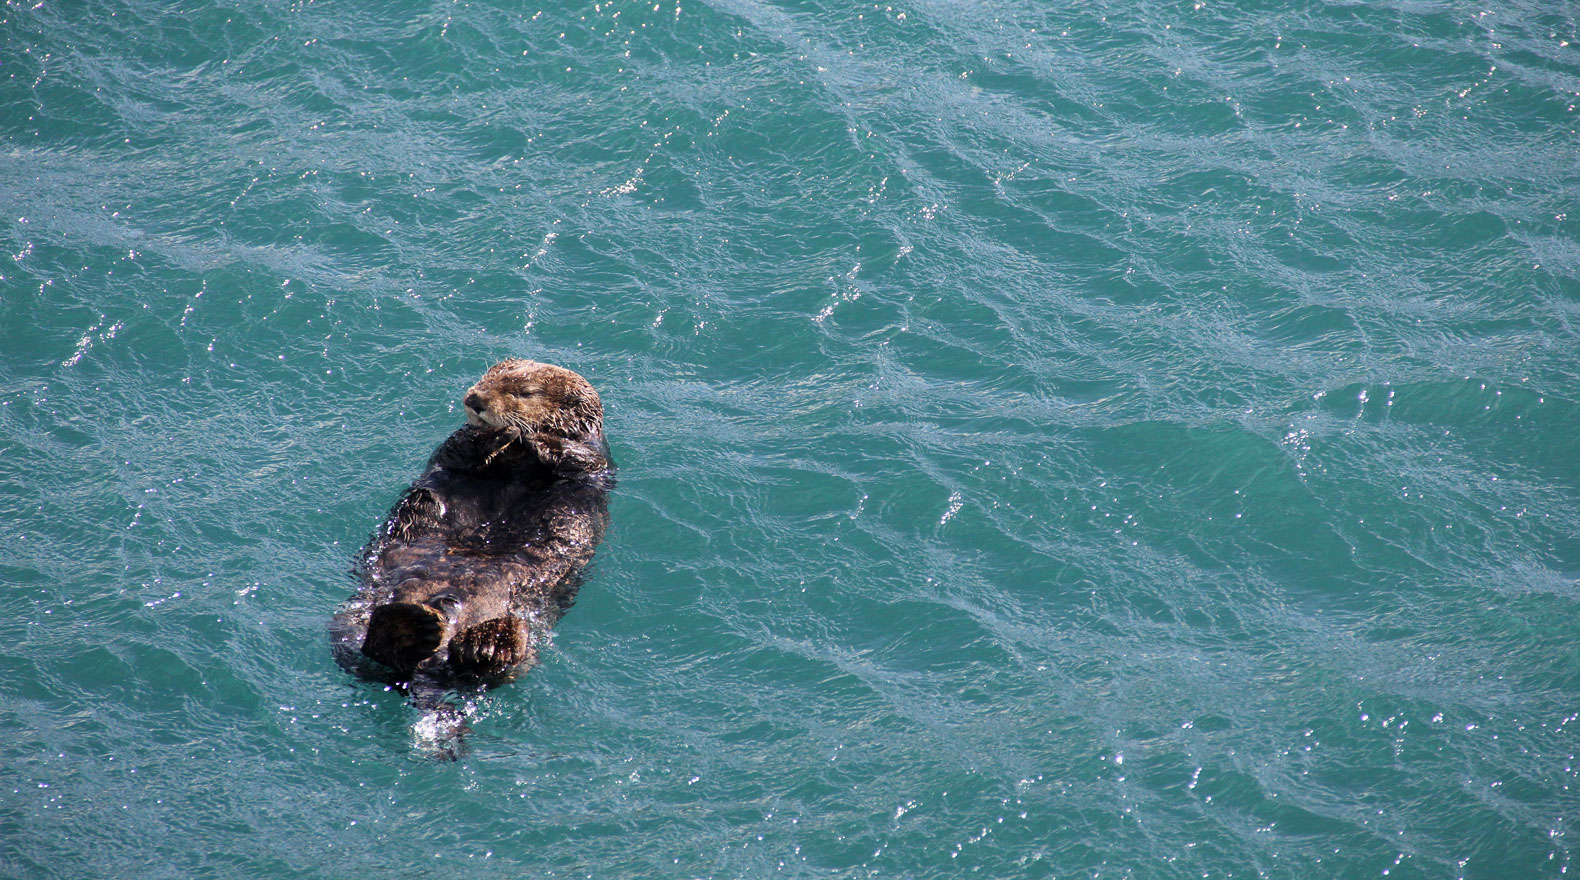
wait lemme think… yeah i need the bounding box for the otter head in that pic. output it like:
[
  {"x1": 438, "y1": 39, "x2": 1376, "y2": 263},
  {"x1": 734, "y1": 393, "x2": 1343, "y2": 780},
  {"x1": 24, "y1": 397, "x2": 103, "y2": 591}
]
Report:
[{"x1": 462, "y1": 359, "x2": 603, "y2": 442}]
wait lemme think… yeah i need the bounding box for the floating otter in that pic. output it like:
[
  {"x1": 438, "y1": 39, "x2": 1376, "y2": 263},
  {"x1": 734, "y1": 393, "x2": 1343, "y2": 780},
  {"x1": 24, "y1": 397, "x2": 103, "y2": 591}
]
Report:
[{"x1": 332, "y1": 359, "x2": 613, "y2": 689}]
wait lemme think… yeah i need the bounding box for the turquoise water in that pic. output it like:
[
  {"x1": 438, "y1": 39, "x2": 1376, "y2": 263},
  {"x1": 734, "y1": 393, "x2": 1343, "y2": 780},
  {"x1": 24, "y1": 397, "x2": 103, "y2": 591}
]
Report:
[{"x1": 3, "y1": 0, "x2": 1578, "y2": 875}]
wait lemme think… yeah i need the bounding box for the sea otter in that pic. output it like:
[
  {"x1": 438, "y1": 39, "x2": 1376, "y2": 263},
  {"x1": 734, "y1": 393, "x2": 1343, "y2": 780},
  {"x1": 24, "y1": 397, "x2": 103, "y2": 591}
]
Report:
[{"x1": 332, "y1": 359, "x2": 613, "y2": 688}]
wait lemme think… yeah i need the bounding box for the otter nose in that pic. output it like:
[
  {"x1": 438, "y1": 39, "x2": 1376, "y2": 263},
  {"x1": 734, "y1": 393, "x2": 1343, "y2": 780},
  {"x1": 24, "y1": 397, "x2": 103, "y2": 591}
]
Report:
[{"x1": 464, "y1": 391, "x2": 485, "y2": 413}]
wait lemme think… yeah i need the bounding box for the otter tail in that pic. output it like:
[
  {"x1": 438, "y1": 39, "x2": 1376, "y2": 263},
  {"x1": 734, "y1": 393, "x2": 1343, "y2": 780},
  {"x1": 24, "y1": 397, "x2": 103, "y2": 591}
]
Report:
[{"x1": 407, "y1": 677, "x2": 472, "y2": 761}]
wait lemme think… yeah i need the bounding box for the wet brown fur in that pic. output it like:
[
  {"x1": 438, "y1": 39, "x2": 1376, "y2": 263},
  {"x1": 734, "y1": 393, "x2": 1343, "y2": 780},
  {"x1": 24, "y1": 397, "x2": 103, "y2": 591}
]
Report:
[{"x1": 332, "y1": 360, "x2": 613, "y2": 686}]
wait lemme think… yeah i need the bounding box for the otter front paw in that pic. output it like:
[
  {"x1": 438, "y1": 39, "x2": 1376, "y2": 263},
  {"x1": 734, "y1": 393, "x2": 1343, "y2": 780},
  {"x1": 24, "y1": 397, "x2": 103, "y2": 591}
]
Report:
[
  {"x1": 529, "y1": 433, "x2": 609, "y2": 474},
  {"x1": 447, "y1": 616, "x2": 534, "y2": 674},
  {"x1": 390, "y1": 487, "x2": 447, "y2": 542}
]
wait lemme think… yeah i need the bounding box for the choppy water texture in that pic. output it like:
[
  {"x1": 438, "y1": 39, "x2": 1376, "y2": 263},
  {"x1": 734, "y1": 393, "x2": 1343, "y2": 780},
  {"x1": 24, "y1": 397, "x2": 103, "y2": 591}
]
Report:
[{"x1": 3, "y1": 0, "x2": 1578, "y2": 876}]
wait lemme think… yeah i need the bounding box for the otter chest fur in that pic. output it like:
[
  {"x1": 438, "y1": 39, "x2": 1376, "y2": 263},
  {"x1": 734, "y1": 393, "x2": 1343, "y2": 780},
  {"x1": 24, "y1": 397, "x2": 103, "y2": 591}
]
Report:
[{"x1": 333, "y1": 359, "x2": 613, "y2": 685}]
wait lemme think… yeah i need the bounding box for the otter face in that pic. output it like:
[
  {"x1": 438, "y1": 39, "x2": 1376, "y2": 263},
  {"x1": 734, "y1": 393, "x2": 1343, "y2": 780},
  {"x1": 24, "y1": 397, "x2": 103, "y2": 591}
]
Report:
[{"x1": 461, "y1": 359, "x2": 601, "y2": 438}]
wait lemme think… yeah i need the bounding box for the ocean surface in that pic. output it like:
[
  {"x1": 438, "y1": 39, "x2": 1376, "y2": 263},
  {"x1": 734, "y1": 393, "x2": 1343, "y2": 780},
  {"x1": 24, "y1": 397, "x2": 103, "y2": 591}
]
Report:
[{"x1": 3, "y1": 0, "x2": 1578, "y2": 876}]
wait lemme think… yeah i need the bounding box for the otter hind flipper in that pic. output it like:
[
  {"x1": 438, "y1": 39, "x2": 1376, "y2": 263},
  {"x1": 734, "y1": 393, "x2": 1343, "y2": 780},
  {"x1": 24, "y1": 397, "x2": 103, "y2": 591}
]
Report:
[
  {"x1": 447, "y1": 616, "x2": 534, "y2": 675},
  {"x1": 362, "y1": 602, "x2": 447, "y2": 673}
]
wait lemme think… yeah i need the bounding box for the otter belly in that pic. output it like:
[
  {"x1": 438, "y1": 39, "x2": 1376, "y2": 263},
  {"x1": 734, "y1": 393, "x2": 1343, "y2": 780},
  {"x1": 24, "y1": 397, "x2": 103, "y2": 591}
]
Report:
[{"x1": 336, "y1": 450, "x2": 611, "y2": 685}]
